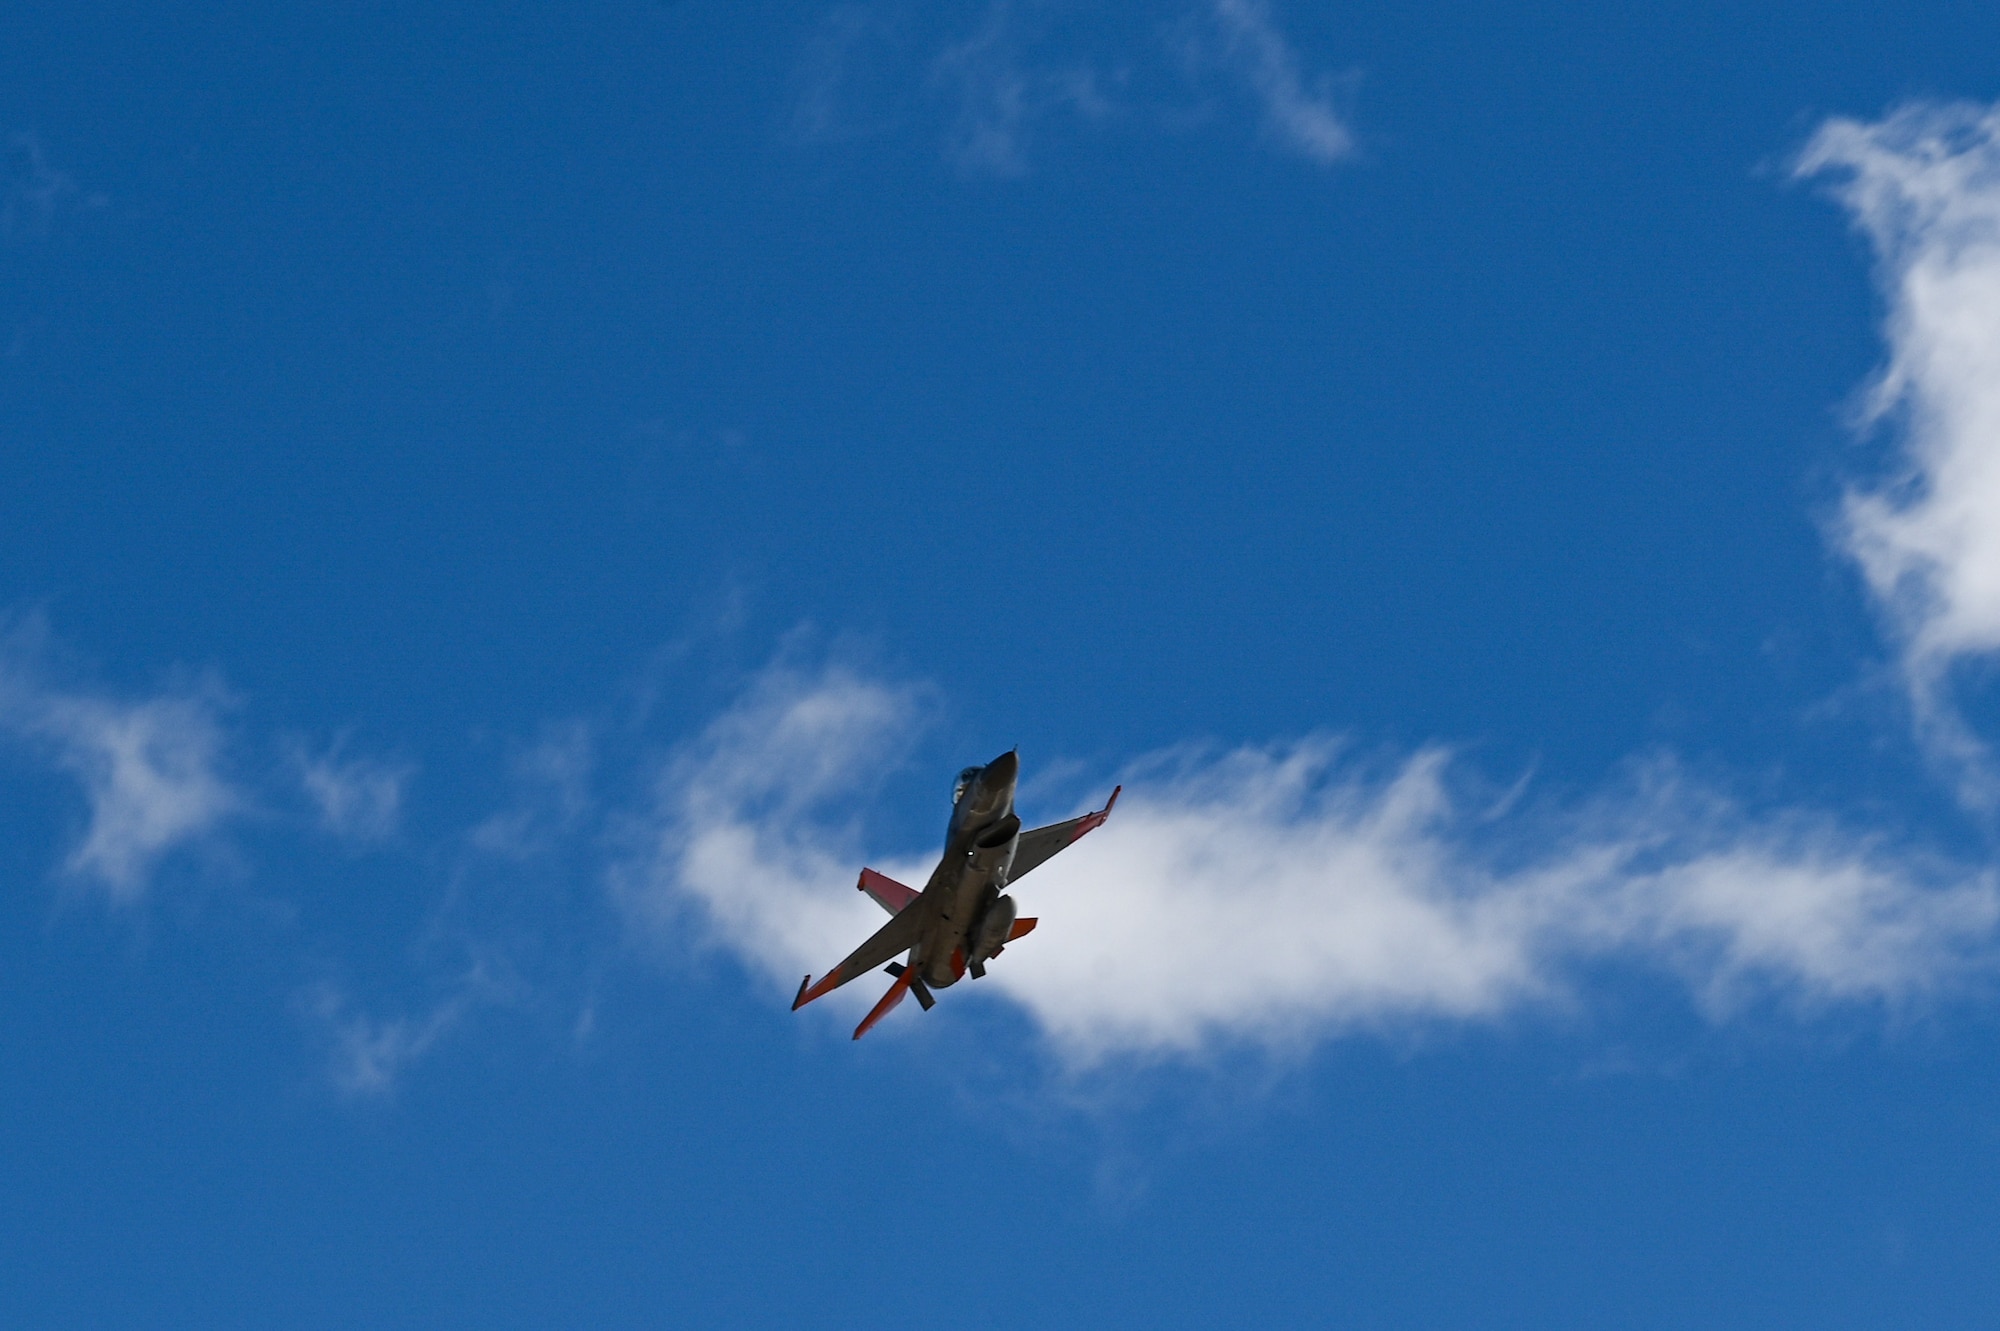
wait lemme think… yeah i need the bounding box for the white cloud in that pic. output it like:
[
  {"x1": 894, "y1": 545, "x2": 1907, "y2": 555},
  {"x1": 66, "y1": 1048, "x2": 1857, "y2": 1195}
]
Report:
[
  {"x1": 1800, "y1": 102, "x2": 2000, "y2": 785},
  {"x1": 295, "y1": 738, "x2": 411, "y2": 843},
  {"x1": 613, "y1": 664, "x2": 930, "y2": 969},
  {"x1": 1001, "y1": 758, "x2": 1996, "y2": 1057},
  {"x1": 620, "y1": 666, "x2": 1999, "y2": 1063},
  {"x1": 0, "y1": 631, "x2": 240, "y2": 901},
  {"x1": 1201, "y1": 0, "x2": 1353, "y2": 165}
]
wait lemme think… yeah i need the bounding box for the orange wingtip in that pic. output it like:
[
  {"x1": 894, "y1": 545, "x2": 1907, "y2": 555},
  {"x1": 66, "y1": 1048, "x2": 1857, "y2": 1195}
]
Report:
[
  {"x1": 1070, "y1": 787, "x2": 1120, "y2": 842},
  {"x1": 793, "y1": 971, "x2": 842, "y2": 1011},
  {"x1": 1007, "y1": 916, "x2": 1038, "y2": 941}
]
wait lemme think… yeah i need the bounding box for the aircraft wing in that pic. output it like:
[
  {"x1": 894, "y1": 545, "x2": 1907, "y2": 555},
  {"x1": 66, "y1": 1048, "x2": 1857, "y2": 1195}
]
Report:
[
  {"x1": 1007, "y1": 785, "x2": 1120, "y2": 885},
  {"x1": 857, "y1": 867, "x2": 920, "y2": 916},
  {"x1": 791, "y1": 896, "x2": 933, "y2": 1010}
]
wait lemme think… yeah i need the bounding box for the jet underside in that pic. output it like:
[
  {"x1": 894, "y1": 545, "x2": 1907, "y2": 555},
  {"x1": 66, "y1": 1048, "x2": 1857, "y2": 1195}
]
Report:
[{"x1": 791, "y1": 750, "x2": 1118, "y2": 1039}]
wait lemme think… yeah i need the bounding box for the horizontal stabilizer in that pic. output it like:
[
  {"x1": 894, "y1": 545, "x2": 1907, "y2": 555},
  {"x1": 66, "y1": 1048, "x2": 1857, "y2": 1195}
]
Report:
[
  {"x1": 858, "y1": 867, "x2": 920, "y2": 916},
  {"x1": 1007, "y1": 916, "x2": 1037, "y2": 941},
  {"x1": 853, "y1": 967, "x2": 914, "y2": 1040}
]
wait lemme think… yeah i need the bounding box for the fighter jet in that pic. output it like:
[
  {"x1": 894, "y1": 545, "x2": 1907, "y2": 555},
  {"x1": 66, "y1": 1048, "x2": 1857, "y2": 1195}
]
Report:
[{"x1": 791, "y1": 750, "x2": 1118, "y2": 1039}]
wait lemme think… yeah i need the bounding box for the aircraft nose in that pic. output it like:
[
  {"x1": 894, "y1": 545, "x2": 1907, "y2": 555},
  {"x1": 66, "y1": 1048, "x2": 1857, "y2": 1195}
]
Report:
[{"x1": 984, "y1": 749, "x2": 1019, "y2": 787}]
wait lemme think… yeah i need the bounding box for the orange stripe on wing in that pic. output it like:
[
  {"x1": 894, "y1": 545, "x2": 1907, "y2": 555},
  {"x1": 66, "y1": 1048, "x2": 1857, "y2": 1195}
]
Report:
[
  {"x1": 1067, "y1": 785, "x2": 1121, "y2": 843},
  {"x1": 793, "y1": 970, "x2": 844, "y2": 1010}
]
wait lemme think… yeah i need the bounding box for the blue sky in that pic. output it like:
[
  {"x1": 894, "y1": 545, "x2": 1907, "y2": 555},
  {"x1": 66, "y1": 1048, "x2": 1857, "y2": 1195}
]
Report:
[{"x1": 8, "y1": 1, "x2": 2000, "y2": 1325}]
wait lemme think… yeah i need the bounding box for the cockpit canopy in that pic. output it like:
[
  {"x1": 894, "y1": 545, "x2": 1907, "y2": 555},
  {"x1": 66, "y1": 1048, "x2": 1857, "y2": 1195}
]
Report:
[{"x1": 952, "y1": 766, "x2": 981, "y2": 805}]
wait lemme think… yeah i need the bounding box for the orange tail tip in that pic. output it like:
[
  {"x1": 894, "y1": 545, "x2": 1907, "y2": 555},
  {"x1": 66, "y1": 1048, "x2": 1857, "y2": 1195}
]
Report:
[
  {"x1": 1007, "y1": 916, "x2": 1038, "y2": 941},
  {"x1": 853, "y1": 966, "x2": 915, "y2": 1040}
]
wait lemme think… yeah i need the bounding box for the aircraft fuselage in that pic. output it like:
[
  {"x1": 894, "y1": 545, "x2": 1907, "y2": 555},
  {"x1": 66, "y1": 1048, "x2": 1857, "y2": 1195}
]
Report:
[{"x1": 910, "y1": 748, "x2": 1021, "y2": 989}]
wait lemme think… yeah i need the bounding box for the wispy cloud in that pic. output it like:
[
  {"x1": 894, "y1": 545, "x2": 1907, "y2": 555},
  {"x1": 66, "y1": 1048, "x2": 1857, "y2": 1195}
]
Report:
[
  {"x1": 303, "y1": 981, "x2": 485, "y2": 1097},
  {"x1": 468, "y1": 720, "x2": 596, "y2": 860},
  {"x1": 0, "y1": 624, "x2": 240, "y2": 901},
  {"x1": 791, "y1": 1, "x2": 1350, "y2": 177},
  {"x1": 929, "y1": 3, "x2": 1116, "y2": 177},
  {"x1": 294, "y1": 737, "x2": 412, "y2": 844},
  {"x1": 791, "y1": 5, "x2": 904, "y2": 144},
  {"x1": 620, "y1": 665, "x2": 1998, "y2": 1063},
  {"x1": 3, "y1": 132, "x2": 103, "y2": 240},
  {"x1": 1196, "y1": 0, "x2": 1353, "y2": 165},
  {"x1": 0, "y1": 618, "x2": 610, "y2": 1092},
  {"x1": 1800, "y1": 101, "x2": 2000, "y2": 794}
]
